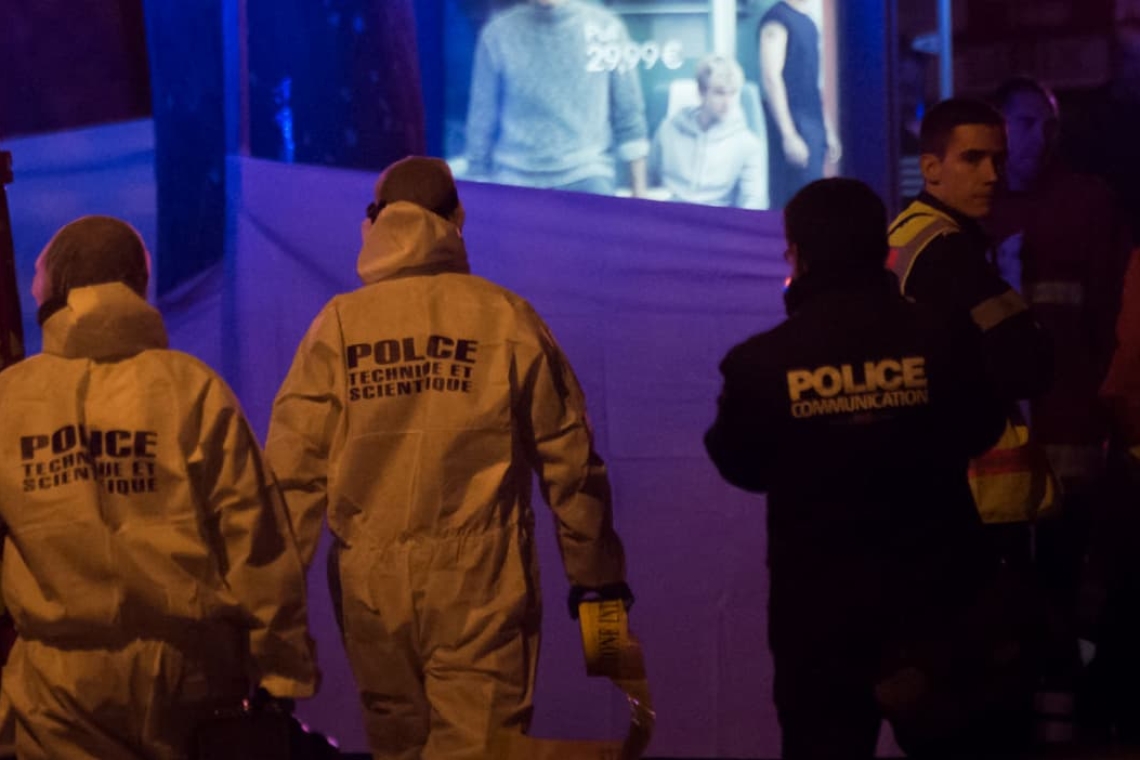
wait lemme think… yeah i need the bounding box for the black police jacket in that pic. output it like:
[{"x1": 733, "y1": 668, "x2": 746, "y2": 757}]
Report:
[{"x1": 705, "y1": 268, "x2": 1006, "y2": 654}]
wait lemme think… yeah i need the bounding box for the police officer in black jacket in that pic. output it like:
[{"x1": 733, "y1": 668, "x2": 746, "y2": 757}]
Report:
[{"x1": 705, "y1": 178, "x2": 1028, "y2": 759}]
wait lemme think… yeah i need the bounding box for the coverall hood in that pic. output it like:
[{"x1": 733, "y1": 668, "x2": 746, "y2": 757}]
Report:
[
  {"x1": 41, "y1": 282, "x2": 167, "y2": 360},
  {"x1": 357, "y1": 201, "x2": 470, "y2": 285},
  {"x1": 34, "y1": 215, "x2": 150, "y2": 309}
]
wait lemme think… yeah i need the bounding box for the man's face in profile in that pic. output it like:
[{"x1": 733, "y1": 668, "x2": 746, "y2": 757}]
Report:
[
  {"x1": 921, "y1": 124, "x2": 1007, "y2": 219},
  {"x1": 1002, "y1": 90, "x2": 1058, "y2": 190},
  {"x1": 699, "y1": 73, "x2": 740, "y2": 126}
]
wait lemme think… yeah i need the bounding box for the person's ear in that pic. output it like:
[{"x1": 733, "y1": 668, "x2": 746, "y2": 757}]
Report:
[{"x1": 920, "y1": 152, "x2": 943, "y2": 186}]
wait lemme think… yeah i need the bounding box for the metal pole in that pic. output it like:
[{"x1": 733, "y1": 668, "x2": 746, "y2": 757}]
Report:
[{"x1": 938, "y1": 0, "x2": 954, "y2": 97}]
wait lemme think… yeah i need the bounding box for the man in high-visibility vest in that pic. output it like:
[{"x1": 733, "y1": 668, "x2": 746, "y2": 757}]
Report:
[
  {"x1": 889, "y1": 99, "x2": 1055, "y2": 750},
  {"x1": 889, "y1": 98, "x2": 1054, "y2": 541}
]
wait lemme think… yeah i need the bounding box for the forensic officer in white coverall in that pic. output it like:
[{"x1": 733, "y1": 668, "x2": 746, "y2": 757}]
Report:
[
  {"x1": 266, "y1": 156, "x2": 630, "y2": 759},
  {"x1": 0, "y1": 216, "x2": 318, "y2": 760}
]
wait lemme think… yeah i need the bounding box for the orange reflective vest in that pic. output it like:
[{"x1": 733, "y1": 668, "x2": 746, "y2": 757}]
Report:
[{"x1": 889, "y1": 200, "x2": 1059, "y2": 523}]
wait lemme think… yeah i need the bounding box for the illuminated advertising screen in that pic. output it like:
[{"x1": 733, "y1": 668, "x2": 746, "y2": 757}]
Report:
[{"x1": 442, "y1": 0, "x2": 840, "y2": 209}]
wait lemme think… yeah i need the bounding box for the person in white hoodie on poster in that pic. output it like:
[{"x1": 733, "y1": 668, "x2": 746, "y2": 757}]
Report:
[
  {"x1": 0, "y1": 216, "x2": 318, "y2": 760},
  {"x1": 649, "y1": 54, "x2": 768, "y2": 209},
  {"x1": 266, "y1": 156, "x2": 630, "y2": 760}
]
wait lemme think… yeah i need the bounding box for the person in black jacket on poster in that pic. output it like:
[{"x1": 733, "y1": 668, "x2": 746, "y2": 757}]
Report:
[{"x1": 705, "y1": 178, "x2": 1036, "y2": 759}]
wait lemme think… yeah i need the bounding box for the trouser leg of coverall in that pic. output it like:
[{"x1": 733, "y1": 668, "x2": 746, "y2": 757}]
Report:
[
  {"x1": 2, "y1": 632, "x2": 248, "y2": 760},
  {"x1": 338, "y1": 530, "x2": 539, "y2": 760},
  {"x1": 418, "y1": 532, "x2": 538, "y2": 760},
  {"x1": 338, "y1": 543, "x2": 430, "y2": 759}
]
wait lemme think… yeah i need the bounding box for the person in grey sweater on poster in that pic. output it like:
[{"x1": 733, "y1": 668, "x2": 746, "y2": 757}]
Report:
[{"x1": 464, "y1": 0, "x2": 649, "y2": 196}]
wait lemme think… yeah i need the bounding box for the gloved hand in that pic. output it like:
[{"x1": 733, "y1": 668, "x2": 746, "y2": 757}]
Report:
[
  {"x1": 250, "y1": 686, "x2": 296, "y2": 715},
  {"x1": 568, "y1": 582, "x2": 634, "y2": 620}
]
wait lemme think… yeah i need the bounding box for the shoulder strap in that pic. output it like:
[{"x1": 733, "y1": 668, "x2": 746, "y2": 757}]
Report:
[{"x1": 888, "y1": 201, "x2": 961, "y2": 292}]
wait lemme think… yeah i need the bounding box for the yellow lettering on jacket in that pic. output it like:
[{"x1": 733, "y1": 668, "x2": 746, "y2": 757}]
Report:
[{"x1": 786, "y1": 357, "x2": 928, "y2": 401}]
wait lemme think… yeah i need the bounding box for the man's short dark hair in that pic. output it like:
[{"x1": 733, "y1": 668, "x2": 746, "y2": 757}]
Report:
[
  {"x1": 919, "y1": 98, "x2": 1005, "y2": 157},
  {"x1": 784, "y1": 178, "x2": 888, "y2": 271}
]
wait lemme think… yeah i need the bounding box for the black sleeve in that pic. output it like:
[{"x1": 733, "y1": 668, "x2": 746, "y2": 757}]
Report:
[
  {"x1": 905, "y1": 233, "x2": 1053, "y2": 401},
  {"x1": 927, "y1": 310, "x2": 1009, "y2": 460},
  {"x1": 704, "y1": 344, "x2": 784, "y2": 493}
]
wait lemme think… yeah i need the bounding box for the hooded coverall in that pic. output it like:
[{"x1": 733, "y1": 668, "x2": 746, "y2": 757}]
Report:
[
  {"x1": 266, "y1": 201, "x2": 626, "y2": 759},
  {"x1": 0, "y1": 283, "x2": 318, "y2": 760}
]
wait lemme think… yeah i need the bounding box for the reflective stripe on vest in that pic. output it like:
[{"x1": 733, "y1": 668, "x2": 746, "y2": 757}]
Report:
[
  {"x1": 970, "y1": 290, "x2": 1029, "y2": 332},
  {"x1": 968, "y1": 416, "x2": 1059, "y2": 523},
  {"x1": 887, "y1": 202, "x2": 960, "y2": 291},
  {"x1": 968, "y1": 440, "x2": 1038, "y2": 477},
  {"x1": 1034, "y1": 688, "x2": 1076, "y2": 745},
  {"x1": 1025, "y1": 280, "x2": 1085, "y2": 307}
]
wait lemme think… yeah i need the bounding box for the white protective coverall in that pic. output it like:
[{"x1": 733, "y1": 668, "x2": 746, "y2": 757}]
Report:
[
  {"x1": 266, "y1": 201, "x2": 627, "y2": 759},
  {"x1": 0, "y1": 283, "x2": 318, "y2": 760}
]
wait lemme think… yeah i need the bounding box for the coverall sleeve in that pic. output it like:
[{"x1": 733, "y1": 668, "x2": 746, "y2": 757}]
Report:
[
  {"x1": 905, "y1": 233, "x2": 1053, "y2": 402},
  {"x1": 196, "y1": 376, "x2": 319, "y2": 699},
  {"x1": 929, "y1": 312, "x2": 1009, "y2": 460},
  {"x1": 517, "y1": 309, "x2": 625, "y2": 589},
  {"x1": 704, "y1": 344, "x2": 783, "y2": 492},
  {"x1": 265, "y1": 305, "x2": 345, "y2": 570},
  {"x1": 464, "y1": 29, "x2": 501, "y2": 178}
]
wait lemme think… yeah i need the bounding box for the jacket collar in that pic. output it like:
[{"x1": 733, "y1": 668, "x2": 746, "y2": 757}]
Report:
[
  {"x1": 356, "y1": 201, "x2": 470, "y2": 285},
  {"x1": 915, "y1": 191, "x2": 987, "y2": 241},
  {"x1": 41, "y1": 283, "x2": 168, "y2": 360},
  {"x1": 783, "y1": 267, "x2": 901, "y2": 316}
]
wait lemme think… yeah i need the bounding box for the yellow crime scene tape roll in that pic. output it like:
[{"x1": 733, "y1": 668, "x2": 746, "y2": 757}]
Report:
[{"x1": 493, "y1": 600, "x2": 655, "y2": 759}]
